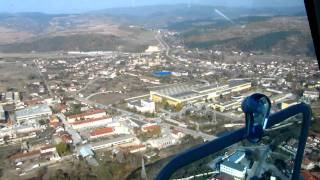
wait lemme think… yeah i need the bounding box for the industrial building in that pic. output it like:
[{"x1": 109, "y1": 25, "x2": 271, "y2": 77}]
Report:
[
  {"x1": 15, "y1": 104, "x2": 52, "y2": 125},
  {"x1": 150, "y1": 81, "x2": 251, "y2": 106}
]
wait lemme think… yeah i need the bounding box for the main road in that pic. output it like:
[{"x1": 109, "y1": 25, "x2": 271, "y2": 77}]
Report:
[
  {"x1": 155, "y1": 31, "x2": 176, "y2": 61},
  {"x1": 33, "y1": 59, "x2": 53, "y2": 97}
]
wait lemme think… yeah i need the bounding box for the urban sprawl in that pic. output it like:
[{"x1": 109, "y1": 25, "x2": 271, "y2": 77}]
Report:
[{"x1": 0, "y1": 31, "x2": 320, "y2": 179}]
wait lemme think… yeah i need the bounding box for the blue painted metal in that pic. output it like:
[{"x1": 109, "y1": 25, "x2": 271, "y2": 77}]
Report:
[
  {"x1": 242, "y1": 93, "x2": 271, "y2": 143},
  {"x1": 153, "y1": 71, "x2": 172, "y2": 77},
  {"x1": 156, "y1": 102, "x2": 311, "y2": 180}
]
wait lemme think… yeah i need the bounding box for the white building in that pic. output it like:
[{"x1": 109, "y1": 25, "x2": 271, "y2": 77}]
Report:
[
  {"x1": 0, "y1": 105, "x2": 5, "y2": 121},
  {"x1": 40, "y1": 145, "x2": 57, "y2": 154},
  {"x1": 220, "y1": 151, "x2": 247, "y2": 179},
  {"x1": 66, "y1": 109, "x2": 106, "y2": 123},
  {"x1": 91, "y1": 135, "x2": 139, "y2": 151},
  {"x1": 147, "y1": 135, "x2": 178, "y2": 150},
  {"x1": 220, "y1": 161, "x2": 247, "y2": 179},
  {"x1": 171, "y1": 130, "x2": 185, "y2": 139},
  {"x1": 89, "y1": 127, "x2": 115, "y2": 139},
  {"x1": 127, "y1": 99, "x2": 155, "y2": 113},
  {"x1": 303, "y1": 90, "x2": 319, "y2": 100},
  {"x1": 71, "y1": 116, "x2": 113, "y2": 130},
  {"x1": 145, "y1": 46, "x2": 160, "y2": 53},
  {"x1": 15, "y1": 104, "x2": 52, "y2": 125}
]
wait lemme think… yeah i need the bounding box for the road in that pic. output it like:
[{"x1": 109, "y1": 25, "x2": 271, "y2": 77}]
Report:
[
  {"x1": 161, "y1": 104, "x2": 240, "y2": 123},
  {"x1": 76, "y1": 77, "x2": 101, "y2": 94},
  {"x1": 56, "y1": 113, "x2": 82, "y2": 146},
  {"x1": 33, "y1": 60, "x2": 53, "y2": 97},
  {"x1": 86, "y1": 91, "x2": 109, "y2": 100},
  {"x1": 162, "y1": 122, "x2": 216, "y2": 141},
  {"x1": 155, "y1": 32, "x2": 176, "y2": 61}
]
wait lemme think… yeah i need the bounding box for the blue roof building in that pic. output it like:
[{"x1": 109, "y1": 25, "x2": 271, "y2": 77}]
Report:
[
  {"x1": 227, "y1": 150, "x2": 245, "y2": 163},
  {"x1": 79, "y1": 144, "x2": 94, "y2": 158},
  {"x1": 153, "y1": 71, "x2": 172, "y2": 77}
]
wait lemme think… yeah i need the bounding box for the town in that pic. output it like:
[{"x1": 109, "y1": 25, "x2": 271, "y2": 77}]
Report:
[{"x1": 0, "y1": 29, "x2": 319, "y2": 180}]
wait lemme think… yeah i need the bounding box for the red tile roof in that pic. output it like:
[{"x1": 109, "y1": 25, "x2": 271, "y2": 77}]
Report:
[
  {"x1": 127, "y1": 144, "x2": 146, "y2": 150},
  {"x1": 142, "y1": 125, "x2": 160, "y2": 131},
  {"x1": 301, "y1": 170, "x2": 317, "y2": 180},
  {"x1": 121, "y1": 144, "x2": 146, "y2": 152},
  {"x1": 311, "y1": 171, "x2": 320, "y2": 179},
  {"x1": 172, "y1": 129, "x2": 181, "y2": 134},
  {"x1": 66, "y1": 109, "x2": 105, "y2": 119},
  {"x1": 59, "y1": 132, "x2": 73, "y2": 142},
  {"x1": 303, "y1": 157, "x2": 312, "y2": 165},
  {"x1": 40, "y1": 145, "x2": 55, "y2": 151},
  {"x1": 9, "y1": 150, "x2": 41, "y2": 161},
  {"x1": 50, "y1": 121, "x2": 60, "y2": 128},
  {"x1": 90, "y1": 127, "x2": 114, "y2": 136},
  {"x1": 24, "y1": 99, "x2": 43, "y2": 106},
  {"x1": 71, "y1": 116, "x2": 110, "y2": 125},
  {"x1": 55, "y1": 104, "x2": 67, "y2": 112}
]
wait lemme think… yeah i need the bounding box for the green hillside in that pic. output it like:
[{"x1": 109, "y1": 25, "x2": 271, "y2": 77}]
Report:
[{"x1": 0, "y1": 34, "x2": 148, "y2": 53}]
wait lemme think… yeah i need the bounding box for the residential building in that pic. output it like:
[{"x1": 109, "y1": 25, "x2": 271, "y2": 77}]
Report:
[
  {"x1": 226, "y1": 151, "x2": 246, "y2": 163},
  {"x1": 212, "y1": 99, "x2": 242, "y2": 112},
  {"x1": 91, "y1": 135, "x2": 138, "y2": 151},
  {"x1": 220, "y1": 161, "x2": 247, "y2": 180},
  {"x1": 90, "y1": 127, "x2": 114, "y2": 139},
  {"x1": 79, "y1": 145, "x2": 94, "y2": 158},
  {"x1": 54, "y1": 131, "x2": 73, "y2": 144},
  {"x1": 145, "y1": 46, "x2": 160, "y2": 53},
  {"x1": 9, "y1": 145, "x2": 60, "y2": 164},
  {"x1": 147, "y1": 135, "x2": 178, "y2": 150},
  {"x1": 122, "y1": 144, "x2": 147, "y2": 153},
  {"x1": 139, "y1": 76, "x2": 160, "y2": 84},
  {"x1": 141, "y1": 123, "x2": 161, "y2": 133},
  {"x1": 281, "y1": 100, "x2": 298, "y2": 109},
  {"x1": 70, "y1": 116, "x2": 113, "y2": 130},
  {"x1": 127, "y1": 99, "x2": 155, "y2": 113},
  {"x1": 9, "y1": 150, "x2": 41, "y2": 164},
  {"x1": 219, "y1": 150, "x2": 247, "y2": 179},
  {"x1": 0, "y1": 105, "x2": 5, "y2": 121},
  {"x1": 66, "y1": 109, "x2": 106, "y2": 123},
  {"x1": 303, "y1": 90, "x2": 319, "y2": 100}
]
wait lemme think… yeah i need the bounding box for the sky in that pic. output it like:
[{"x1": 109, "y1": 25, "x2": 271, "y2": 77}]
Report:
[{"x1": 0, "y1": 0, "x2": 304, "y2": 14}]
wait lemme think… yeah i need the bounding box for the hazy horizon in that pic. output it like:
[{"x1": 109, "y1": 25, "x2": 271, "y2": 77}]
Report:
[{"x1": 0, "y1": 0, "x2": 304, "y2": 14}]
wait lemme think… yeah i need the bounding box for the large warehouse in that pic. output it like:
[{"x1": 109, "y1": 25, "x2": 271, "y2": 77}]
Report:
[
  {"x1": 15, "y1": 103, "x2": 52, "y2": 125},
  {"x1": 150, "y1": 81, "x2": 251, "y2": 106}
]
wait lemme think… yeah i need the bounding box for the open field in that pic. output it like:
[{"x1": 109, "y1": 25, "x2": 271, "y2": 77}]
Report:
[
  {"x1": 0, "y1": 145, "x2": 21, "y2": 180},
  {"x1": 89, "y1": 90, "x2": 148, "y2": 105},
  {"x1": 0, "y1": 61, "x2": 40, "y2": 92}
]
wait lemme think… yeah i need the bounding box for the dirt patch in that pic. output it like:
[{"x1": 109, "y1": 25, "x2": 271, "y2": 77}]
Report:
[
  {"x1": 89, "y1": 90, "x2": 148, "y2": 105},
  {"x1": 0, "y1": 61, "x2": 40, "y2": 91}
]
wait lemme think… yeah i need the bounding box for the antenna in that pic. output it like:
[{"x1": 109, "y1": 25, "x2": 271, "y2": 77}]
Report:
[{"x1": 141, "y1": 156, "x2": 147, "y2": 179}]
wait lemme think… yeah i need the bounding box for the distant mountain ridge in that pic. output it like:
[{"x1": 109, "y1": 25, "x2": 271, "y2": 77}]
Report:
[
  {"x1": 0, "y1": 34, "x2": 148, "y2": 53},
  {"x1": 0, "y1": 4, "x2": 310, "y2": 54}
]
